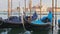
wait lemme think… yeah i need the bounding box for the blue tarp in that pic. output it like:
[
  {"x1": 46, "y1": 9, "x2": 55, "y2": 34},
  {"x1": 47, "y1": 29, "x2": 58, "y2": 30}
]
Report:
[
  {"x1": 32, "y1": 12, "x2": 38, "y2": 20},
  {"x1": 47, "y1": 11, "x2": 52, "y2": 23},
  {"x1": 41, "y1": 11, "x2": 52, "y2": 23},
  {"x1": 58, "y1": 19, "x2": 60, "y2": 24},
  {"x1": 5, "y1": 16, "x2": 21, "y2": 23},
  {"x1": 31, "y1": 11, "x2": 52, "y2": 25},
  {"x1": 31, "y1": 19, "x2": 45, "y2": 25}
]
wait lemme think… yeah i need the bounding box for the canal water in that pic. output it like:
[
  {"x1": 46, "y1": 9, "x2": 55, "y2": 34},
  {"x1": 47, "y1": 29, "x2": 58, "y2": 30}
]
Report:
[
  {"x1": 0, "y1": 11, "x2": 60, "y2": 34},
  {"x1": 0, "y1": 28, "x2": 52, "y2": 34},
  {"x1": 0, "y1": 28, "x2": 60, "y2": 34}
]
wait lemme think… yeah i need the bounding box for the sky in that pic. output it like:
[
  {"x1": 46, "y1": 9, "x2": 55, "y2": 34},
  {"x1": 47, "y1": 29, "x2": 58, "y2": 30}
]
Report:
[{"x1": 0, "y1": 0, "x2": 60, "y2": 10}]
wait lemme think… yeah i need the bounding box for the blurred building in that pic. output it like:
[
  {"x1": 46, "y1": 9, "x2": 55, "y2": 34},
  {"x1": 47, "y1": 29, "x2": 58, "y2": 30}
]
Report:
[
  {"x1": 48, "y1": 7, "x2": 60, "y2": 12},
  {"x1": 32, "y1": 5, "x2": 48, "y2": 12}
]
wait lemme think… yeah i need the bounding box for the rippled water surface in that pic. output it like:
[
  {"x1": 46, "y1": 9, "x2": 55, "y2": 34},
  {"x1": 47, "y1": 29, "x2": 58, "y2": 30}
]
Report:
[{"x1": 0, "y1": 28, "x2": 52, "y2": 34}]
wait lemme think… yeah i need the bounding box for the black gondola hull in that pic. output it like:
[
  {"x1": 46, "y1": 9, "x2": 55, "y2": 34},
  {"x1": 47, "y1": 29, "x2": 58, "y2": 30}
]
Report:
[
  {"x1": 0, "y1": 20, "x2": 51, "y2": 31},
  {"x1": 0, "y1": 20, "x2": 23, "y2": 28},
  {"x1": 25, "y1": 22, "x2": 51, "y2": 31}
]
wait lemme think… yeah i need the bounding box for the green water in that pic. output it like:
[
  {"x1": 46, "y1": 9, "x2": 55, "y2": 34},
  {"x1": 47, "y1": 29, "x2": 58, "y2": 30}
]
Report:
[{"x1": 0, "y1": 28, "x2": 51, "y2": 34}]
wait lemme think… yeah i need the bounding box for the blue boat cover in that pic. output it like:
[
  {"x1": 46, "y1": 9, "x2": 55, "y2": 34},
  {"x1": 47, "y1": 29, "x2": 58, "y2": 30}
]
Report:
[
  {"x1": 47, "y1": 11, "x2": 52, "y2": 23},
  {"x1": 58, "y1": 19, "x2": 60, "y2": 24},
  {"x1": 41, "y1": 11, "x2": 52, "y2": 23},
  {"x1": 41, "y1": 16, "x2": 47, "y2": 21},
  {"x1": 31, "y1": 11, "x2": 52, "y2": 25},
  {"x1": 5, "y1": 16, "x2": 21, "y2": 23},
  {"x1": 32, "y1": 12, "x2": 38, "y2": 20},
  {"x1": 31, "y1": 19, "x2": 48, "y2": 25}
]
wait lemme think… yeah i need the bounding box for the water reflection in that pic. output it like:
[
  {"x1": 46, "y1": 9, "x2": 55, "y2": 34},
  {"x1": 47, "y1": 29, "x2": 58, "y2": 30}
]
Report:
[
  {"x1": 48, "y1": 28, "x2": 52, "y2": 34},
  {"x1": 24, "y1": 31, "x2": 31, "y2": 34},
  {"x1": 0, "y1": 27, "x2": 59, "y2": 34},
  {"x1": 0, "y1": 28, "x2": 11, "y2": 34},
  {"x1": 0, "y1": 28, "x2": 53, "y2": 34}
]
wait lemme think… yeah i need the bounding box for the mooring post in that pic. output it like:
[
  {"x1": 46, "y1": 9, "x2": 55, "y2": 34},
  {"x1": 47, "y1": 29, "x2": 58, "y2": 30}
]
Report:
[
  {"x1": 40, "y1": 0, "x2": 42, "y2": 19},
  {"x1": 53, "y1": 0, "x2": 59, "y2": 34},
  {"x1": 8, "y1": 0, "x2": 11, "y2": 17},
  {"x1": 55, "y1": 0, "x2": 59, "y2": 30},
  {"x1": 11, "y1": 0, "x2": 12, "y2": 15},
  {"x1": 55, "y1": 0, "x2": 59, "y2": 34},
  {"x1": 52, "y1": 0, "x2": 56, "y2": 34},
  {"x1": 29, "y1": 0, "x2": 32, "y2": 21}
]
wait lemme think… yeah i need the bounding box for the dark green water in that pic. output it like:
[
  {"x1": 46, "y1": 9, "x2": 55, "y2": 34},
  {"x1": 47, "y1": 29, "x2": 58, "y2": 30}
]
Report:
[
  {"x1": 58, "y1": 30, "x2": 60, "y2": 34},
  {"x1": 0, "y1": 28, "x2": 52, "y2": 34}
]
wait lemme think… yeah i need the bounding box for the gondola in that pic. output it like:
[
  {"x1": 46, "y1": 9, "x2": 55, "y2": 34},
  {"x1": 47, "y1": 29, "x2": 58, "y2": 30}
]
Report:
[
  {"x1": 24, "y1": 11, "x2": 53, "y2": 31},
  {"x1": 0, "y1": 12, "x2": 37, "y2": 28},
  {"x1": 0, "y1": 16, "x2": 23, "y2": 28}
]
